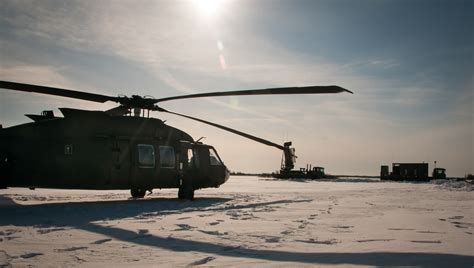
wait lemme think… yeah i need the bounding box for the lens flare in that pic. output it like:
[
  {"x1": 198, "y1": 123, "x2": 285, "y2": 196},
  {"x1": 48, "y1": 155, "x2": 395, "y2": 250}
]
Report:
[
  {"x1": 217, "y1": 40, "x2": 224, "y2": 51},
  {"x1": 219, "y1": 54, "x2": 227, "y2": 70}
]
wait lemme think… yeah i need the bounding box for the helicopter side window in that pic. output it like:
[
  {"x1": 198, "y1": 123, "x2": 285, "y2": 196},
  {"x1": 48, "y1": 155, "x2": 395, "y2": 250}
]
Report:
[
  {"x1": 159, "y1": 146, "x2": 176, "y2": 168},
  {"x1": 209, "y1": 148, "x2": 222, "y2": 166},
  {"x1": 137, "y1": 144, "x2": 155, "y2": 168}
]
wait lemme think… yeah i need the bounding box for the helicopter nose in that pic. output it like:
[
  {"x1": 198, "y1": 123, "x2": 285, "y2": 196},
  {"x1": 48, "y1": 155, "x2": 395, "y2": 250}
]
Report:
[{"x1": 224, "y1": 167, "x2": 230, "y2": 183}]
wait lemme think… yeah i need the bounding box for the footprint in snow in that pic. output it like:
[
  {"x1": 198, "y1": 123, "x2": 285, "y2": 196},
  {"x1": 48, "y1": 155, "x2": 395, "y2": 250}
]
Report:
[
  {"x1": 333, "y1": 225, "x2": 353, "y2": 229},
  {"x1": 175, "y1": 224, "x2": 195, "y2": 231},
  {"x1": 138, "y1": 229, "x2": 149, "y2": 235},
  {"x1": 54, "y1": 247, "x2": 88, "y2": 252},
  {"x1": 356, "y1": 239, "x2": 394, "y2": 243},
  {"x1": 416, "y1": 230, "x2": 446, "y2": 234},
  {"x1": 451, "y1": 221, "x2": 473, "y2": 228},
  {"x1": 91, "y1": 239, "x2": 112, "y2": 245},
  {"x1": 410, "y1": 240, "x2": 442, "y2": 244},
  {"x1": 265, "y1": 237, "x2": 281, "y2": 243},
  {"x1": 188, "y1": 256, "x2": 216, "y2": 266},
  {"x1": 20, "y1": 252, "x2": 43, "y2": 259},
  {"x1": 36, "y1": 227, "x2": 68, "y2": 234},
  {"x1": 296, "y1": 238, "x2": 338, "y2": 245},
  {"x1": 198, "y1": 230, "x2": 227, "y2": 236}
]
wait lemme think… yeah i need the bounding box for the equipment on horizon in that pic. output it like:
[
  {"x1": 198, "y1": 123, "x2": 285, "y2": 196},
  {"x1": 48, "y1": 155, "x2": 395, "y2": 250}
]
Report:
[{"x1": 380, "y1": 163, "x2": 446, "y2": 181}]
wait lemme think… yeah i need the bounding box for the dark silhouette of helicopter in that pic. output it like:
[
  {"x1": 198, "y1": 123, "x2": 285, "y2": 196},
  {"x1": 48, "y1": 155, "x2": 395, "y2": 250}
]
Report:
[{"x1": 0, "y1": 81, "x2": 352, "y2": 199}]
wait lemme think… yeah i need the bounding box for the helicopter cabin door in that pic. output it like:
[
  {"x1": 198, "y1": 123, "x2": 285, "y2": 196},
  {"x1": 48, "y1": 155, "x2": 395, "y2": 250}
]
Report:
[
  {"x1": 180, "y1": 142, "x2": 205, "y2": 187},
  {"x1": 108, "y1": 137, "x2": 131, "y2": 189},
  {"x1": 130, "y1": 141, "x2": 159, "y2": 190},
  {"x1": 180, "y1": 142, "x2": 199, "y2": 178}
]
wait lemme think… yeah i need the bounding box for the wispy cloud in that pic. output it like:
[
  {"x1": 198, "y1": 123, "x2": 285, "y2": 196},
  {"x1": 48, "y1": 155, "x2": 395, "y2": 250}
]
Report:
[{"x1": 343, "y1": 58, "x2": 400, "y2": 70}]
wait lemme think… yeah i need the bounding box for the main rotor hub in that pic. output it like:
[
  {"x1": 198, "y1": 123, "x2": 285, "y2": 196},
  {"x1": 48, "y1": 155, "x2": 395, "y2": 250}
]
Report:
[{"x1": 117, "y1": 95, "x2": 158, "y2": 110}]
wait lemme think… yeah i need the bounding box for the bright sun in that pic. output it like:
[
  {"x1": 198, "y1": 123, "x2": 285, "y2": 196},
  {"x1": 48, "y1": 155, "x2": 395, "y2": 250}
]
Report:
[{"x1": 193, "y1": 0, "x2": 225, "y2": 18}]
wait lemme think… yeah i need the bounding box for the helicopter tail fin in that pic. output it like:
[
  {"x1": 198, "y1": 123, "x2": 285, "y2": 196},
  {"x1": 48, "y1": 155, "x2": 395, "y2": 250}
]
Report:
[{"x1": 281, "y1": 142, "x2": 296, "y2": 172}]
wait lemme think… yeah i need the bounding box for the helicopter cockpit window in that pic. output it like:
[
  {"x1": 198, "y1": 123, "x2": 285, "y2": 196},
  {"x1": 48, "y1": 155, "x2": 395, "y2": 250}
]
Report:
[
  {"x1": 209, "y1": 148, "x2": 222, "y2": 166},
  {"x1": 137, "y1": 144, "x2": 155, "y2": 168},
  {"x1": 159, "y1": 146, "x2": 176, "y2": 168}
]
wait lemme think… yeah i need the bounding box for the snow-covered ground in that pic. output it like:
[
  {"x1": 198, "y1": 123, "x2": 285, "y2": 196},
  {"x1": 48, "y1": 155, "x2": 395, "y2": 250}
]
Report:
[{"x1": 1, "y1": 176, "x2": 473, "y2": 267}]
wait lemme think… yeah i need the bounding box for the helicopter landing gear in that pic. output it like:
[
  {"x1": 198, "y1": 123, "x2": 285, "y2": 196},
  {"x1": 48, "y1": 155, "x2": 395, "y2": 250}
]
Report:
[
  {"x1": 178, "y1": 186, "x2": 194, "y2": 200},
  {"x1": 130, "y1": 188, "x2": 146, "y2": 198},
  {"x1": 178, "y1": 178, "x2": 194, "y2": 200}
]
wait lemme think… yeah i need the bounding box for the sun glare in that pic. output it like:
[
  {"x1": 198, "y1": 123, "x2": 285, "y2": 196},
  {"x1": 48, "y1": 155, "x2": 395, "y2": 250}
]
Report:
[{"x1": 193, "y1": 0, "x2": 225, "y2": 18}]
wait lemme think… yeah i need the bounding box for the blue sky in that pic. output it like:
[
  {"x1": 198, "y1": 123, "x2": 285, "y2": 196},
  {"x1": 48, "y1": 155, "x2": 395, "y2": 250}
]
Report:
[{"x1": 1, "y1": 0, "x2": 472, "y2": 176}]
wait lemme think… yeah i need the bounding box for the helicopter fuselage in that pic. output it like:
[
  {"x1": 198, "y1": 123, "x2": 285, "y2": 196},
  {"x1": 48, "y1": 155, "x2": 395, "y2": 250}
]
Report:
[
  {"x1": 0, "y1": 80, "x2": 351, "y2": 199},
  {"x1": 0, "y1": 108, "x2": 229, "y2": 197}
]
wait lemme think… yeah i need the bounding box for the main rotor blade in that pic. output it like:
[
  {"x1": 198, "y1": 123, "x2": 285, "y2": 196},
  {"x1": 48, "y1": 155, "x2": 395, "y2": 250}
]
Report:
[
  {"x1": 0, "y1": 81, "x2": 119, "y2": 103},
  {"x1": 157, "y1": 107, "x2": 285, "y2": 151},
  {"x1": 154, "y1": 85, "x2": 353, "y2": 103}
]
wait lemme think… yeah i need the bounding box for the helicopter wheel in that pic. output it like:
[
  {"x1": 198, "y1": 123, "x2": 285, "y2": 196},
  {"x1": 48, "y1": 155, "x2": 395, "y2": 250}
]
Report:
[
  {"x1": 130, "y1": 188, "x2": 146, "y2": 198},
  {"x1": 178, "y1": 181, "x2": 194, "y2": 200}
]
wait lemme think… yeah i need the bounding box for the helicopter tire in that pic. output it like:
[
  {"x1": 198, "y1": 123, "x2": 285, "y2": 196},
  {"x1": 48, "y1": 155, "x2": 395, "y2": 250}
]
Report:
[{"x1": 131, "y1": 188, "x2": 146, "y2": 198}]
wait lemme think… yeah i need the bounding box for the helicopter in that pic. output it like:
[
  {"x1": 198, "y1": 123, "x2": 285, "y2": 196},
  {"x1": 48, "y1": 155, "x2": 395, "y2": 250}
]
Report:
[{"x1": 0, "y1": 80, "x2": 352, "y2": 199}]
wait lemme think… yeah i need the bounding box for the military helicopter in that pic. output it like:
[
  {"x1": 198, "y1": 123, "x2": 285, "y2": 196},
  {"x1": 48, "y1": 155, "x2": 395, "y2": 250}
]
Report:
[{"x1": 0, "y1": 80, "x2": 352, "y2": 199}]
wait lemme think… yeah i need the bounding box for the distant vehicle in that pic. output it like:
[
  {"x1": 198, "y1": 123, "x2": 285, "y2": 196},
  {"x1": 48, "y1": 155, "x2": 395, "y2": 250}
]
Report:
[
  {"x1": 380, "y1": 163, "x2": 446, "y2": 181},
  {"x1": 274, "y1": 166, "x2": 326, "y2": 180},
  {"x1": 432, "y1": 167, "x2": 447, "y2": 180}
]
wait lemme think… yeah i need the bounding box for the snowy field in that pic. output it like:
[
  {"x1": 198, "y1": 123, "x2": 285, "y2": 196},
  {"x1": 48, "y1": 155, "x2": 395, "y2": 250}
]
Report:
[{"x1": 0, "y1": 176, "x2": 473, "y2": 267}]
